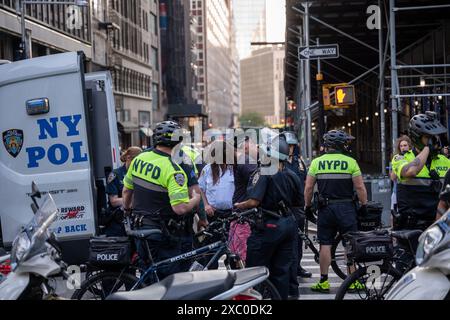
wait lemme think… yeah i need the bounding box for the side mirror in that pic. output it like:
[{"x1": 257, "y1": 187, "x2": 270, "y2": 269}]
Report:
[
  {"x1": 31, "y1": 181, "x2": 41, "y2": 199},
  {"x1": 30, "y1": 181, "x2": 41, "y2": 211}
]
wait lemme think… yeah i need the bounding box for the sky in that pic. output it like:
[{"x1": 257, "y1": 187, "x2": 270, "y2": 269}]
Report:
[
  {"x1": 233, "y1": 0, "x2": 286, "y2": 59},
  {"x1": 265, "y1": 0, "x2": 286, "y2": 43}
]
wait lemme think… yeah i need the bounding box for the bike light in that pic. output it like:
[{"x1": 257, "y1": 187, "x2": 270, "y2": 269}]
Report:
[
  {"x1": 232, "y1": 288, "x2": 262, "y2": 300},
  {"x1": 416, "y1": 225, "x2": 443, "y2": 266},
  {"x1": 232, "y1": 294, "x2": 258, "y2": 300},
  {"x1": 0, "y1": 261, "x2": 11, "y2": 275}
]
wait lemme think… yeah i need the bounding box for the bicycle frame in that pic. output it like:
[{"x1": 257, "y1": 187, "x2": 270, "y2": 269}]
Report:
[{"x1": 131, "y1": 240, "x2": 230, "y2": 290}]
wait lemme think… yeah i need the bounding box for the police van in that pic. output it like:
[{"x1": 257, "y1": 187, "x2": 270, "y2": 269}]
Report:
[{"x1": 0, "y1": 52, "x2": 121, "y2": 264}]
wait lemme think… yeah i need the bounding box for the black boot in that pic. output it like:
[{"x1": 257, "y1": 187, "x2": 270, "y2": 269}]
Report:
[{"x1": 297, "y1": 266, "x2": 312, "y2": 278}]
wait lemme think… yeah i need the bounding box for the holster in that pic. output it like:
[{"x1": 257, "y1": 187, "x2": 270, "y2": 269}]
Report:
[
  {"x1": 429, "y1": 169, "x2": 442, "y2": 193},
  {"x1": 317, "y1": 195, "x2": 328, "y2": 208},
  {"x1": 255, "y1": 208, "x2": 265, "y2": 231}
]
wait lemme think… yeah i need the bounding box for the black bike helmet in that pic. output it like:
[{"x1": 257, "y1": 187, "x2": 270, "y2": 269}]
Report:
[
  {"x1": 261, "y1": 134, "x2": 290, "y2": 161},
  {"x1": 153, "y1": 121, "x2": 182, "y2": 147},
  {"x1": 408, "y1": 112, "x2": 447, "y2": 149},
  {"x1": 323, "y1": 130, "x2": 354, "y2": 151}
]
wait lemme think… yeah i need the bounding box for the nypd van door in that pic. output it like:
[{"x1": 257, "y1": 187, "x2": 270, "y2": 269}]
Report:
[{"x1": 0, "y1": 52, "x2": 96, "y2": 259}]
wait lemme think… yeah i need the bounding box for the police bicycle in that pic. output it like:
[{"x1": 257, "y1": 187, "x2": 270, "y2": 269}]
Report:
[
  {"x1": 301, "y1": 194, "x2": 350, "y2": 280},
  {"x1": 300, "y1": 217, "x2": 348, "y2": 279},
  {"x1": 303, "y1": 197, "x2": 388, "y2": 280},
  {"x1": 71, "y1": 208, "x2": 281, "y2": 300},
  {"x1": 334, "y1": 208, "x2": 427, "y2": 300}
]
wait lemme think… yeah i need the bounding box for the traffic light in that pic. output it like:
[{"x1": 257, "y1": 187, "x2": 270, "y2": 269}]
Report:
[
  {"x1": 334, "y1": 85, "x2": 356, "y2": 106},
  {"x1": 287, "y1": 100, "x2": 297, "y2": 111}
]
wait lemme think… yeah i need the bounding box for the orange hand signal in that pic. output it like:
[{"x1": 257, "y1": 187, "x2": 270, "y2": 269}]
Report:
[{"x1": 337, "y1": 88, "x2": 346, "y2": 104}]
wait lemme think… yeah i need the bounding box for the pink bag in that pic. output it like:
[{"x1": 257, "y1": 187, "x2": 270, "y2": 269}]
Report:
[{"x1": 228, "y1": 221, "x2": 251, "y2": 263}]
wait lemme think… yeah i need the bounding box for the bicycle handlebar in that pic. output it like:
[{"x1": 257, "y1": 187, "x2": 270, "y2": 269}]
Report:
[{"x1": 194, "y1": 208, "x2": 259, "y2": 239}]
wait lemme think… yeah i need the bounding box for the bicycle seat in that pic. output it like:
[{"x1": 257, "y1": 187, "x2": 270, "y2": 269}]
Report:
[
  {"x1": 107, "y1": 269, "x2": 237, "y2": 300},
  {"x1": 391, "y1": 229, "x2": 422, "y2": 241},
  {"x1": 126, "y1": 229, "x2": 162, "y2": 239}
]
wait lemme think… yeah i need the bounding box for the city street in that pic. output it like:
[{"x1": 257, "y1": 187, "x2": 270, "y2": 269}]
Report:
[{"x1": 1, "y1": 0, "x2": 450, "y2": 303}]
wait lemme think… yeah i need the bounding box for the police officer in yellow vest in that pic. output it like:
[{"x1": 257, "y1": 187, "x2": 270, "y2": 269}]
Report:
[
  {"x1": 392, "y1": 112, "x2": 450, "y2": 230},
  {"x1": 304, "y1": 130, "x2": 368, "y2": 293},
  {"x1": 181, "y1": 144, "x2": 204, "y2": 174},
  {"x1": 122, "y1": 121, "x2": 200, "y2": 279}
]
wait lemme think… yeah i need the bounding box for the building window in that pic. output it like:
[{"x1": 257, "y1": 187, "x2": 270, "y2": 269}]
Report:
[
  {"x1": 152, "y1": 83, "x2": 159, "y2": 110},
  {"x1": 117, "y1": 109, "x2": 131, "y2": 122},
  {"x1": 151, "y1": 47, "x2": 159, "y2": 71},
  {"x1": 150, "y1": 13, "x2": 158, "y2": 35},
  {"x1": 139, "y1": 111, "x2": 151, "y2": 127}
]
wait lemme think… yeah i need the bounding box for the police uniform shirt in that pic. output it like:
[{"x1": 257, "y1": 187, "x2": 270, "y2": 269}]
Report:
[
  {"x1": 181, "y1": 145, "x2": 203, "y2": 175},
  {"x1": 123, "y1": 149, "x2": 190, "y2": 218},
  {"x1": 285, "y1": 156, "x2": 307, "y2": 182},
  {"x1": 247, "y1": 167, "x2": 304, "y2": 211},
  {"x1": 392, "y1": 150, "x2": 450, "y2": 216},
  {"x1": 105, "y1": 165, "x2": 127, "y2": 208},
  {"x1": 146, "y1": 147, "x2": 198, "y2": 187},
  {"x1": 307, "y1": 151, "x2": 361, "y2": 200},
  {"x1": 233, "y1": 154, "x2": 258, "y2": 204}
]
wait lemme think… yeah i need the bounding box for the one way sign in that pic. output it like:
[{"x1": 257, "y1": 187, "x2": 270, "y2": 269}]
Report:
[{"x1": 298, "y1": 44, "x2": 339, "y2": 60}]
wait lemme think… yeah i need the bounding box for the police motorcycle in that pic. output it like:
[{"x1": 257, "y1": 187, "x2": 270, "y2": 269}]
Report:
[
  {"x1": 106, "y1": 265, "x2": 271, "y2": 300},
  {"x1": 386, "y1": 207, "x2": 450, "y2": 300},
  {"x1": 0, "y1": 183, "x2": 69, "y2": 300}
]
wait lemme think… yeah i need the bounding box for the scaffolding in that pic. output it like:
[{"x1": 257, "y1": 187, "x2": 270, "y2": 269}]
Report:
[{"x1": 285, "y1": 0, "x2": 450, "y2": 174}]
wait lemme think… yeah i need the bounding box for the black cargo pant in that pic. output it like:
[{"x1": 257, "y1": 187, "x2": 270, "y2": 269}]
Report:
[
  {"x1": 289, "y1": 208, "x2": 305, "y2": 296},
  {"x1": 246, "y1": 215, "x2": 297, "y2": 300}
]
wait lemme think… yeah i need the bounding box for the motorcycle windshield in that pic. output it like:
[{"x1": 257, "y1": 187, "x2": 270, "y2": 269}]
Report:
[
  {"x1": 25, "y1": 194, "x2": 58, "y2": 259},
  {"x1": 30, "y1": 194, "x2": 58, "y2": 235},
  {"x1": 10, "y1": 194, "x2": 58, "y2": 265}
]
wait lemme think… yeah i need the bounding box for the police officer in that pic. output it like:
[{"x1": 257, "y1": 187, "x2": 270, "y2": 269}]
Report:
[
  {"x1": 146, "y1": 137, "x2": 208, "y2": 231},
  {"x1": 122, "y1": 121, "x2": 201, "y2": 279},
  {"x1": 392, "y1": 112, "x2": 450, "y2": 230},
  {"x1": 281, "y1": 131, "x2": 311, "y2": 298},
  {"x1": 235, "y1": 134, "x2": 302, "y2": 300},
  {"x1": 181, "y1": 143, "x2": 204, "y2": 174},
  {"x1": 179, "y1": 142, "x2": 208, "y2": 230},
  {"x1": 304, "y1": 130, "x2": 368, "y2": 293},
  {"x1": 104, "y1": 146, "x2": 142, "y2": 236}
]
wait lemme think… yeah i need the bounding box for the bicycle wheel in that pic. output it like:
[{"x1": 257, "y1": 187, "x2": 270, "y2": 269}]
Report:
[
  {"x1": 331, "y1": 239, "x2": 348, "y2": 280},
  {"x1": 253, "y1": 279, "x2": 281, "y2": 300},
  {"x1": 335, "y1": 264, "x2": 402, "y2": 300},
  {"x1": 71, "y1": 271, "x2": 143, "y2": 300}
]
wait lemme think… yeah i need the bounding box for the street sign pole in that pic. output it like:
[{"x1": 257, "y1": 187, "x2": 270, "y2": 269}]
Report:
[
  {"x1": 316, "y1": 38, "x2": 325, "y2": 144},
  {"x1": 302, "y1": 2, "x2": 312, "y2": 162}
]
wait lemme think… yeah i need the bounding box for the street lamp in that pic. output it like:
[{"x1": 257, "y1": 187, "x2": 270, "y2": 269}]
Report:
[
  {"x1": 420, "y1": 78, "x2": 426, "y2": 87},
  {"x1": 18, "y1": 0, "x2": 89, "y2": 59}
]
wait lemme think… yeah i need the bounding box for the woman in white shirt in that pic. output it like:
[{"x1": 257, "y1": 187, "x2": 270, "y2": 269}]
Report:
[
  {"x1": 198, "y1": 140, "x2": 252, "y2": 263},
  {"x1": 198, "y1": 140, "x2": 235, "y2": 218}
]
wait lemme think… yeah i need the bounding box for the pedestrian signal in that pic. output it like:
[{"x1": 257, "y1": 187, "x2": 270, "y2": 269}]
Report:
[{"x1": 334, "y1": 85, "x2": 355, "y2": 106}]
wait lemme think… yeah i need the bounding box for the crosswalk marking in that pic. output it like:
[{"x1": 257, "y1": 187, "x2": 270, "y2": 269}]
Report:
[
  {"x1": 297, "y1": 282, "x2": 342, "y2": 288},
  {"x1": 295, "y1": 241, "x2": 350, "y2": 300}
]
